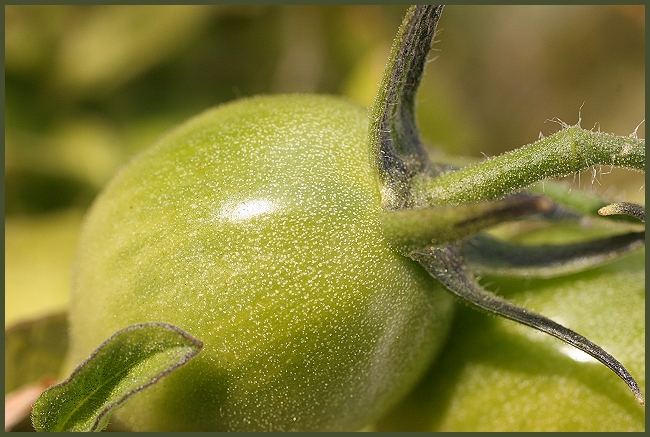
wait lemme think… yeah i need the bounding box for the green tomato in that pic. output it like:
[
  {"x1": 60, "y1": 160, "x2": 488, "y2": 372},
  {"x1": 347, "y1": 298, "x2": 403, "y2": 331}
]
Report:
[
  {"x1": 375, "y1": 229, "x2": 645, "y2": 432},
  {"x1": 65, "y1": 94, "x2": 455, "y2": 431}
]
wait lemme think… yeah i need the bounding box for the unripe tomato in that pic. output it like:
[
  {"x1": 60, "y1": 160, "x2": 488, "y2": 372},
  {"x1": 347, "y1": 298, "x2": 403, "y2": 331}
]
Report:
[
  {"x1": 376, "y1": 229, "x2": 645, "y2": 432},
  {"x1": 66, "y1": 94, "x2": 455, "y2": 431}
]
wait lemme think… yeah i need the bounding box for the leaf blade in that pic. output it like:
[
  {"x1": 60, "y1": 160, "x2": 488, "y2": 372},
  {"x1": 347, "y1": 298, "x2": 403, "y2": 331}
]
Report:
[
  {"x1": 369, "y1": 5, "x2": 445, "y2": 209},
  {"x1": 31, "y1": 322, "x2": 202, "y2": 432}
]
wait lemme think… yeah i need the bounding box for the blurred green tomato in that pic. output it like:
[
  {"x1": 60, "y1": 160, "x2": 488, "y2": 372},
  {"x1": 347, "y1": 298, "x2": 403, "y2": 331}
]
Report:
[
  {"x1": 65, "y1": 94, "x2": 455, "y2": 431},
  {"x1": 376, "y1": 234, "x2": 645, "y2": 432}
]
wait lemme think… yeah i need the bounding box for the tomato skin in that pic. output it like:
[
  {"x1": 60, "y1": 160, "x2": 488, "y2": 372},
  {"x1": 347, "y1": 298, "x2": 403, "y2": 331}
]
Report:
[
  {"x1": 375, "y1": 236, "x2": 645, "y2": 432},
  {"x1": 66, "y1": 94, "x2": 454, "y2": 431}
]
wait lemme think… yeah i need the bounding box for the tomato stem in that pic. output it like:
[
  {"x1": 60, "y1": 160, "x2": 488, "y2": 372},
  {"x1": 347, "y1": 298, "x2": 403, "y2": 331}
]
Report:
[
  {"x1": 380, "y1": 195, "x2": 552, "y2": 254},
  {"x1": 414, "y1": 127, "x2": 645, "y2": 206}
]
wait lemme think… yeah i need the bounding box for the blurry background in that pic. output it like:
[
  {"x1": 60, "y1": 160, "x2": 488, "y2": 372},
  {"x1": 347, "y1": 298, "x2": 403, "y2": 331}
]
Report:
[{"x1": 5, "y1": 5, "x2": 645, "y2": 327}]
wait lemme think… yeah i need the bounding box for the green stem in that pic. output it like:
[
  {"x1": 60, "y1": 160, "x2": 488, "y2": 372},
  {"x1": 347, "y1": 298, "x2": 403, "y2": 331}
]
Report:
[
  {"x1": 381, "y1": 195, "x2": 552, "y2": 254},
  {"x1": 414, "y1": 126, "x2": 645, "y2": 206}
]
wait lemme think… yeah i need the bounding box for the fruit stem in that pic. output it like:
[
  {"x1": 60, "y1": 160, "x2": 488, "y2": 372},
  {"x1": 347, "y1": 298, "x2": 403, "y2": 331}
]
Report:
[
  {"x1": 413, "y1": 126, "x2": 645, "y2": 206},
  {"x1": 380, "y1": 195, "x2": 552, "y2": 254}
]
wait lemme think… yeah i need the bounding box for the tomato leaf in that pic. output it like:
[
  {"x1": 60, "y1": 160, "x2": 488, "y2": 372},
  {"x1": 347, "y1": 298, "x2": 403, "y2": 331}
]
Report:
[
  {"x1": 598, "y1": 201, "x2": 645, "y2": 222},
  {"x1": 369, "y1": 5, "x2": 445, "y2": 209},
  {"x1": 31, "y1": 322, "x2": 202, "y2": 432},
  {"x1": 461, "y1": 231, "x2": 645, "y2": 278}
]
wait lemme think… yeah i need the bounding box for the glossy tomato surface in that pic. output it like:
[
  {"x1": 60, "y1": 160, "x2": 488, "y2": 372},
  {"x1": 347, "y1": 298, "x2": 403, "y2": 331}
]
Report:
[{"x1": 66, "y1": 94, "x2": 454, "y2": 431}]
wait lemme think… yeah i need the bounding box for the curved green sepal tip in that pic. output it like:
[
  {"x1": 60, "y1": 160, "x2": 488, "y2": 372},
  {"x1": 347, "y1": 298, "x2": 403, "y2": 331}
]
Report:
[
  {"x1": 31, "y1": 322, "x2": 202, "y2": 432},
  {"x1": 598, "y1": 202, "x2": 645, "y2": 223}
]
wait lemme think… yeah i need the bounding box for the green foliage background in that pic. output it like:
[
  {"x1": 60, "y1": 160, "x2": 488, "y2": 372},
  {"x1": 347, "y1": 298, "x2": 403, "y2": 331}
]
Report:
[{"x1": 5, "y1": 5, "x2": 644, "y2": 327}]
